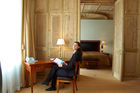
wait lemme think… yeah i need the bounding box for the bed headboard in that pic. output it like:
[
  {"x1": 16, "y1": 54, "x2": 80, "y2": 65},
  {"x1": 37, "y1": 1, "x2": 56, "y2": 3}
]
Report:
[{"x1": 80, "y1": 40, "x2": 101, "y2": 52}]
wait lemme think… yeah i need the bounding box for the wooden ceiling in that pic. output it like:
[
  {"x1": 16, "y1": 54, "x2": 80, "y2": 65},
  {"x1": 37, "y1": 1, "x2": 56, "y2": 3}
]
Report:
[{"x1": 81, "y1": 0, "x2": 115, "y2": 20}]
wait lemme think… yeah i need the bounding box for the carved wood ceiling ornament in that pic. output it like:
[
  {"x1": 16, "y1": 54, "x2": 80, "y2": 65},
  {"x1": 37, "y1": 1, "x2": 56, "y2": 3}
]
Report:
[{"x1": 81, "y1": 0, "x2": 115, "y2": 19}]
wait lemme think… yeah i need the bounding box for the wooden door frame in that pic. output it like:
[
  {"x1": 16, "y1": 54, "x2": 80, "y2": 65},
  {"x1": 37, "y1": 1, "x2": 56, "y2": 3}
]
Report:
[{"x1": 78, "y1": 0, "x2": 124, "y2": 81}]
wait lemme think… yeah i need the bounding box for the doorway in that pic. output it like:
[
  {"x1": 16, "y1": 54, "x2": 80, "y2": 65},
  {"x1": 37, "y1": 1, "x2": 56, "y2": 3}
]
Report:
[{"x1": 80, "y1": 1, "x2": 114, "y2": 74}]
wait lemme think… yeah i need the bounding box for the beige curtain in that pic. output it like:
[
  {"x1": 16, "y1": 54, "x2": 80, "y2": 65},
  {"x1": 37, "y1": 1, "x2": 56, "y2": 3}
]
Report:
[{"x1": 21, "y1": 0, "x2": 35, "y2": 87}]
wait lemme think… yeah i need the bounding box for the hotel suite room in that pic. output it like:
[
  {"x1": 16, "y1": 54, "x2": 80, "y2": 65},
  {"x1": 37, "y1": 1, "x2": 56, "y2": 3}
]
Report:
[{"x1": 0, "y1": 0, "x2": 140, "y2": 93}]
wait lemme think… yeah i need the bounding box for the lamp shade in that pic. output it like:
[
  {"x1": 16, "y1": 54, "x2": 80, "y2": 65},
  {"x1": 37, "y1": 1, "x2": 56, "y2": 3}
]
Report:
[
  {"x1": 102, "y1": 40, "x2": 105, "y2": 44},
  {"x1": 56, "y1": 38, "x2": 65, "y2": 45}
]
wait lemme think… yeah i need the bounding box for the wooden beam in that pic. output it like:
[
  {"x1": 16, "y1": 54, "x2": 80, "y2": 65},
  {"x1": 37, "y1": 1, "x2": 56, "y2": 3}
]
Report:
[
  {"x1": 81, "y1": 3, "x2": 114, "y2": 6},
  {"x1": 81, "y1": 3, "x2": 85, "y2": 12},
  {"x1": 81, "y1": 12, "x2": 109, "y2": 19},
  {"x1": 95, "y1": 0, "x2": 102, "y2": 12},
  {"x1": 81, "y1": 0, "x2": 115, "y2": 4},
  {"x1": 81, "y1": 11, "x2": 111, "y2": 15},
  {"x1": 81, "y1": 14, "x2": 110, "y2": 20},
  {"x1": 81, "y1": 17, "x2": 112, "y2": 20}
]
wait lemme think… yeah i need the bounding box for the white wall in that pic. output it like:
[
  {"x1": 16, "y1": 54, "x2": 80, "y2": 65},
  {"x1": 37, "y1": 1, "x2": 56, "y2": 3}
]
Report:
[{"x1": 81, "y1": 20, "x2": 114, "y2": 54}]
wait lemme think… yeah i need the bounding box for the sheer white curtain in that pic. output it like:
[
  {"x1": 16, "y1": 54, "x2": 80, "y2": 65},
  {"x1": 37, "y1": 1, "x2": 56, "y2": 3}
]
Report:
[{"x1": 0, "y1": 0, "x2": 22, "y2": 93}]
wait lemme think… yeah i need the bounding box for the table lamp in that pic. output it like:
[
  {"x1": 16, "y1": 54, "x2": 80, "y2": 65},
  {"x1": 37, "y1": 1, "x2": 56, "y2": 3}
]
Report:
[
  {"x1": 101, "y1": 40, "x2": 105, "y2": 52},
  {"x1": 57, "y1": 38, "x2": 65, "y2": 58}
]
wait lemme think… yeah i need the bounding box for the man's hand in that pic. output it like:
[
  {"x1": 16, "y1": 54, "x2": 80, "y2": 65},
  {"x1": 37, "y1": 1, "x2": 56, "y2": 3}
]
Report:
[
  {"x1": 63, "y1": 62, "x2": 68, "y2": 65},
  {"x1": 58, "y1": 64, "x2": 63, "y2": 67}
]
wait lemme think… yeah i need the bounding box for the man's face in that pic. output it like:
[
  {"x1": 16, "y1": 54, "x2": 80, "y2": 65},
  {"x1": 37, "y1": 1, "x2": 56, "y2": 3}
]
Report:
[{"x1": 73, "y1": 43, "x2": 79, "y2": 50}]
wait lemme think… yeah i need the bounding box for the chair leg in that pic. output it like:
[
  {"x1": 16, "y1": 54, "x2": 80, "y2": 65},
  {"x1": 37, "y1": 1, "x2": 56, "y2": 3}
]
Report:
[
  {"x1": 72, "y1": 81, "x2": 75, "y2": 93},
  {"x1": 75, "y1": 80, "x2": 78, "y2": 91},
  {"x1": 77, "y1": 67, "x2": 80, "y2": 80},
  {"x1": 57, "y1": 80, "x2": 59, "y2": 93},
  {"x1": 62, "y1": 82, "x2": 64, "y2": 88}
]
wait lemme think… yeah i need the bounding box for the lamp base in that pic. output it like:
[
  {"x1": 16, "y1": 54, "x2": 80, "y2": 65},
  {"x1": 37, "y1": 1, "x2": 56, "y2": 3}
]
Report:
[
  {"x1": 101, "y1": 50, "x2": 103, "y2": 53},
  {"x1": 59, "y1": 46, "x2": 62, "y2": 59}
]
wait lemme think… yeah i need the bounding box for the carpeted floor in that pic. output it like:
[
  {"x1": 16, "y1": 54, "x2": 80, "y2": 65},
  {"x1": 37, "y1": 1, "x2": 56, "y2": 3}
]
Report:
[{"x1": 16, "y1": 68, "x2": 140, "y2": 93}]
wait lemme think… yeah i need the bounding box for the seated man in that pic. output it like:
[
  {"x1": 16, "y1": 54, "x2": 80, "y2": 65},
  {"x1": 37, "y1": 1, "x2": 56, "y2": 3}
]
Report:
[{"x1": 40, "y1": 41, "x2": 82, "y2": 91}]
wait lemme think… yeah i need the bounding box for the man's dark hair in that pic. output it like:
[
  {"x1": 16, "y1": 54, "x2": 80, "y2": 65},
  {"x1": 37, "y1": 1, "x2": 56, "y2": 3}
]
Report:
[{"x1": 74, "y1": 41, "x2": 81, "y2": 47}]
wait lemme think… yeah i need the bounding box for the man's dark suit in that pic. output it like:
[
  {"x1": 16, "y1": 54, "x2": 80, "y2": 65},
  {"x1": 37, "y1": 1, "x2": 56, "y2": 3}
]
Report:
[{"x1": 44, "y1": 48, "x2": 82, "y2": 88}]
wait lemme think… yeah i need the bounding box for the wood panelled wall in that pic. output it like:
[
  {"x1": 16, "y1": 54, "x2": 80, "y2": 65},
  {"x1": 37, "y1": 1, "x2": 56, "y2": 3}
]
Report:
[
  {"x1": 33, "y1": 0, "x2": 80, "y2": 59},
  {"x1": 124, "y1": 0, "x2": 139, "y2": 79},
  {"x1": 137, "y1": 0, "x2": 140, "y2": 76},
  {"x1": 114, "y1": 0, "x2": 140, "y2": 80},
  {"x1": 113, "y1": 0, "x2": 124, "y2": 80}
]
